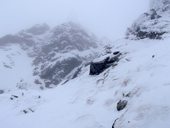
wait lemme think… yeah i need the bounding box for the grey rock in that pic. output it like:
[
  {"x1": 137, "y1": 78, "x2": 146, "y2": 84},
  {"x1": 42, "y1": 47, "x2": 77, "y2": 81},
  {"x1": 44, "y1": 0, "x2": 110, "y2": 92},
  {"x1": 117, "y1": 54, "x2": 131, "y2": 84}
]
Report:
[
  {"x1": 89, "y1": 53, "x2": 121, "y2": 75},
  {"x1": 117, "y1": 100, "x2": 128, "y2": 111},
  {"x1": 0, "y1": 90, "x2": 4, "y2": 94},
  {"x1": 112, "y1": 118, "x2": 119, "y2": 128}
]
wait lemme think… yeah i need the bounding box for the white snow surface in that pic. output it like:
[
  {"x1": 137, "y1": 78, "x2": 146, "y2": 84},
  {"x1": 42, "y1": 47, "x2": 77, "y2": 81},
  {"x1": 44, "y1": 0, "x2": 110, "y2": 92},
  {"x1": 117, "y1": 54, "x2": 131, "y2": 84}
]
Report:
[
  {"x1": 0, "y1": 44, "x2": 36, "y2": 90},
  {"x1": 1, "y1": 38, "x2": 170, "y2": 128}
]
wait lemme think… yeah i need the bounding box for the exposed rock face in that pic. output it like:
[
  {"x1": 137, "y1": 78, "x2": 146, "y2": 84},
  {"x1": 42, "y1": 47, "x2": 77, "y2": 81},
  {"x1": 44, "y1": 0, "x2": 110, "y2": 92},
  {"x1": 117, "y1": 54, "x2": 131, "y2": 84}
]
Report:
[
  {"x1": 32, "y1": 22, "x2": 98, "y2": 87},
  {"x1": 126, "y1": 0, "x2": 170, "y2": 40},
  {"x1": 89, "y1": 52, "x2": 121, "y2": 75},
  {"x1": 39, "y1": 57, "x2": 82, "y2": 87}
]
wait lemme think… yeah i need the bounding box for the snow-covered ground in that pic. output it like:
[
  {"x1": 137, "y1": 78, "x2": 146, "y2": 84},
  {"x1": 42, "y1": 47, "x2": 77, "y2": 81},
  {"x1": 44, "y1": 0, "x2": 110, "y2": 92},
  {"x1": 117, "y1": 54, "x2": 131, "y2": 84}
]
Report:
[
  {"x1": 0, "y1": 44, "x2": 36, "y2": 90},
  {"x1": 1, "y1": 38, "x2": 170, "y2": 128}
]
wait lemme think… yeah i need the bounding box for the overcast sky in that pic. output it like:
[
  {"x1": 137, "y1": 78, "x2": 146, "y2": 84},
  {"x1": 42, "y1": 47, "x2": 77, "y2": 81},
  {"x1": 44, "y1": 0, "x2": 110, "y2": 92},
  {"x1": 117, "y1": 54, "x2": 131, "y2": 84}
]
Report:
[{"x1": 0, "y1": 0, "x2": 149, "y2": 40}]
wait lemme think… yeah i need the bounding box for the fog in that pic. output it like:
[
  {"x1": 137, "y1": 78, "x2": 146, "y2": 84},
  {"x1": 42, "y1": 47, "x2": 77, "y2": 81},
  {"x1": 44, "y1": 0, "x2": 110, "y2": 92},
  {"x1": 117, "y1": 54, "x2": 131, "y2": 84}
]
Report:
[{"x1": 0, "y1": 0, "x2": 149, "y2": 40}]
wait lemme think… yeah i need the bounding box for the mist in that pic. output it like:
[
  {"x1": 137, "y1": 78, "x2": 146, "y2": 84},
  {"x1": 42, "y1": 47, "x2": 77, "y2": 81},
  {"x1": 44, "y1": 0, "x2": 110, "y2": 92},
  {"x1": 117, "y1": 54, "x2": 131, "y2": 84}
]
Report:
[{"x1": 1, "y1": 0, "x2": 149, "y2": 40}]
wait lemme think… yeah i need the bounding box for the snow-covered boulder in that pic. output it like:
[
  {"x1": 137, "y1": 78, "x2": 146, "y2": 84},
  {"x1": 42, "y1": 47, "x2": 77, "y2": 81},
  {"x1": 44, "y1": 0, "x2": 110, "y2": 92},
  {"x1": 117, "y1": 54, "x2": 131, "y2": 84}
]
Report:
[{"x1": 89, "y1": 52, "x2": 121, "y2": 75}]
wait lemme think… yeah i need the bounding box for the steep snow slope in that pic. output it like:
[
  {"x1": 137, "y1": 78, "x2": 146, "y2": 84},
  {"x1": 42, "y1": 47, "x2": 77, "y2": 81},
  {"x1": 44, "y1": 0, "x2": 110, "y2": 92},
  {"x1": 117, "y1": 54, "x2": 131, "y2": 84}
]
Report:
[
  {"x1": 0, "y1": 44, "x2": 36, "y2": 90},
  {"x1": 1, "y1": 38, "x2": 170, "y2": 128}
]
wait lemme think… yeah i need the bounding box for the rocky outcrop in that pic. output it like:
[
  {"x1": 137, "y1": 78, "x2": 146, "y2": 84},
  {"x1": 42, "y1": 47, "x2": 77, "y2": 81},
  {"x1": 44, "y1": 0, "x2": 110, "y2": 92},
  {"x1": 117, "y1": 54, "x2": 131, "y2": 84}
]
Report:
[
  {"x1": 89, "y1": 52, "x2": 121, "y2": 75},
  {"x1": 39, "y1": 57, "x2": 82, "y2": 87},
  {"x1": 116, "y1": 100, "x2": 128, "y2": 111},
  {"x1": 126, "y1": 0, "x2": 170, "y2": 40},
  {"x1": 31, "y1": 22, "x2": 99, "y2": 87}
]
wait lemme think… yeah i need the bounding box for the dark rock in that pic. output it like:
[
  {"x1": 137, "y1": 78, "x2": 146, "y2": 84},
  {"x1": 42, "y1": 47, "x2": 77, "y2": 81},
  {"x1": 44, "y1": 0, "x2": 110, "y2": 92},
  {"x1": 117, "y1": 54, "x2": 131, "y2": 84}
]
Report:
[
  {"x1": 3, "y1": 64, "x2": 12, "y2": 69},
  {"x1": 112, "y1": 118, "x2": 119, "y2": 128},
  {"x1": 40, "y1": 57, "x2": 82, "y2": 86},
  {"x1": 34, "y1": 79, "x2": 42, "y2": 85},
  {"x1": 150, "y1": 9, "x2": 161, "y2": 20},
  {"x1": 61, "y1": 80, "x2": 69, "y2": 85},
  {"x1": 123, "y1": 92, "x2": 131, "y2": 97},
  {"x1": 89, "y1": 60, "x2": 108, "y2": 75},
  {"x1": 23, "y1": 110, "x2": 28, "y2": 114},
  {"x1": 11, "y1": 95, "x2": 18, "y2": 98},
  {"x1": 28, "y1": 108, "x2": 34, "y2": 112},
  {"x1": 113, "y1": 51, "x2": 120, "y2": 55},
  {"x1": 136, "y1": 30, "x2": 165, "y2": 40},
  {"x1": 44, "y1": 81, "x2": 53, "y2": 88},
  {"x1": 71, "y1": 67, "x2": 82, "y2": 79},
  {"x1": 89, "y1": 53, "x2": 121, "y2": 75},
  {"x1": 117, "y1": 100, "x2": 128, "y2": 111},
  {"x1": 0, "y1": 90, "x2": 4, "y2": 94},
  {"x1": 23, "y1": 108, "x2": 34, "y2": 114}
]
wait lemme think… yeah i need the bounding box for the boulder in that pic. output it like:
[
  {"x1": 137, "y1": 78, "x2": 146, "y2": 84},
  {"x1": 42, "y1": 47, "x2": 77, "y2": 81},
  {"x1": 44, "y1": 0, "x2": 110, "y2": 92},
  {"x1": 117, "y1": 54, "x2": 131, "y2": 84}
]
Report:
[
  {"x1": 116, "y1": 100, "x2": 128, "y2": 111},
  {"x1": 89, "y1": 52, "x2": 121, "y2": 75},
  {"x1": 0, "y1": 90, "x2": 4, "y2": 94}
]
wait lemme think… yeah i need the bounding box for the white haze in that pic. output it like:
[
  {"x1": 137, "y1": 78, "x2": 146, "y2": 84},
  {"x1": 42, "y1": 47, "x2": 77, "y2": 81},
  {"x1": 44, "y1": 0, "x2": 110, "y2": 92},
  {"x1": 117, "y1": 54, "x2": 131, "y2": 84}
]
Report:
[{"x1": 0, "y1": 0, "x2": 149, "y2": 40}]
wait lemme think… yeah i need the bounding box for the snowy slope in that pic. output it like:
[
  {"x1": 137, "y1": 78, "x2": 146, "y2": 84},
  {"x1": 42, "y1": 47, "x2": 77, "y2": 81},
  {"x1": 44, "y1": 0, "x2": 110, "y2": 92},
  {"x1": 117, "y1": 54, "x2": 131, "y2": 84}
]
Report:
[
  {"x1": 1, "y1": 38, "x2": 170, "y2": 128},
  {"x1": 0, "y1": 44, "x2": 37, "y2": 90},
  {"x1": 1, "y1": 1, "x2": 170, "y2": 128}
]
